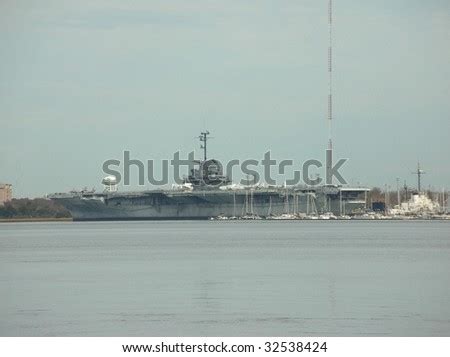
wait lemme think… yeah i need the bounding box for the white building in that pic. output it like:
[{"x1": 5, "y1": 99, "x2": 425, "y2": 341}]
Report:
[{"x1": 0, "y1": 183, "x2": 12, "y2": 205}]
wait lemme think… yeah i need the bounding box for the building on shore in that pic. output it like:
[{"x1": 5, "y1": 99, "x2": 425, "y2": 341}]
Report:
[{"x1": 0, "y1": 183, "x2": 12, "y2": 205}]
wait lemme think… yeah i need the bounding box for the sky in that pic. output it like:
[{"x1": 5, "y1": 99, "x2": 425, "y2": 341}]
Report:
[{"x1": 0, "y1": 0, "x2": 449, "y2": 197}]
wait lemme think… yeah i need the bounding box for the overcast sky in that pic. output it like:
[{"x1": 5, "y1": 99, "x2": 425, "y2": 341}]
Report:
[{"x1": 1, "y1": 0, "x2": 449, "y2": 197}]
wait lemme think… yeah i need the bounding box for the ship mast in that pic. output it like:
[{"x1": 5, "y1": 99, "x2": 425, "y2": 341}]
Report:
[
  {"x1": 412, "y1": 162, "x2": 425, "y2": 193},
  {"x1": 199, "y1": 131, "x2": 210, "y2": 161}
]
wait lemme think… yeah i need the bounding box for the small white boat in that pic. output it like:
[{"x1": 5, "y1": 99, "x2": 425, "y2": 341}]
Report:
[
  {"x1": 240, "y1": 214, "x2": 262, "y2": 220},
  {"x1": 319, "y1": 212, "x2": 337, "y2": 220},
  {"x1": 304, "y1": 215, "x2": 319, "y2": 220},
  {"x1": 270, "y1": 213, "x2": 298, "y2": 220},
  {"x1": 338, "y1": 215, "x2": 351, "y2": 220}
]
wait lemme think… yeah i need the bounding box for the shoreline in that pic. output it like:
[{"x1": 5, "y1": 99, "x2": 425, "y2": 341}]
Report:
[
  {"x1": 0, "y1": 217, "x2": 449, "y2": 223},
  {"x1": 0, "y1": 217, "x2": 73, "y2": 223}
]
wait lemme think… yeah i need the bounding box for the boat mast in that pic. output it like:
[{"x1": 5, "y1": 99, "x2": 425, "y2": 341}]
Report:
[
  {"x1": 384, "y1": 184, "x2": 390, "y2": 215},
  {"x1": 285, "y1": 190, "x2": 289, "y2": 214},
  {"x1": 442, "y1": 188, "x2": 446, "y2": 213},
  {"x1": 245, "y1": 190, "x2": 249, "y2": 215}
]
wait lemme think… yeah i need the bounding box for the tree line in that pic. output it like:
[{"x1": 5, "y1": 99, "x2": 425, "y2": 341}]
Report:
[{"x1": 0, "y1": 198, "x2": 71, "y2": 218}]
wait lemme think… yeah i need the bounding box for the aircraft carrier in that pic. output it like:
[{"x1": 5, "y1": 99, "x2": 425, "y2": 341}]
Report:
[{"x1": 48, "y1": 132, "x2": 369, "y2": 221}]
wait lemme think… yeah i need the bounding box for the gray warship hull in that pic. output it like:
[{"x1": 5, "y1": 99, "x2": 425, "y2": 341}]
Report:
[{"x1": 49, "y1": 186, "x2": 369, "y2": 221}]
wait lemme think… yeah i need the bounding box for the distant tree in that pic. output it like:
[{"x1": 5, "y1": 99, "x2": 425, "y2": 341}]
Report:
[
  {"x1": 368, "y1": 187, "x2": 383, "y2": 202},
  {"x1": 0, "y1": 198, "x2": 71, "y2": 218}
]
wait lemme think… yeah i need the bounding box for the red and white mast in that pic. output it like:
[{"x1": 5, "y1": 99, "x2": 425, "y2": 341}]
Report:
[{"x1": 326, "y1": 0, "x2": 333, "y2": 184}]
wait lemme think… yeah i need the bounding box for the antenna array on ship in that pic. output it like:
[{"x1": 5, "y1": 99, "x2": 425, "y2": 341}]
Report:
[
  {"x1": 412, "y1": 163, "x2": 426, "y2": 193},
  {"x1": 199, "y1": 131, "x2": 210, "y2": 161}
]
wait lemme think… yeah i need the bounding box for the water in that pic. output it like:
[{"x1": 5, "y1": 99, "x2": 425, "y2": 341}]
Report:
[{"x1": 1, "y1": 221, "x2": 450, "y2": 336}]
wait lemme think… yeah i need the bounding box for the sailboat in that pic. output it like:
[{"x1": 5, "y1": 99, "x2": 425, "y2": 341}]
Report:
[
  {"x1": 240, "y1": 190, "x2": 262, "y2": 220},
  {"x1": 294, "y1": 192, "x2": 307, "y2": 219},
  {"x1": 272, "y1": 189, "x2": 297, "y2": 220},
  {"x1": 305, "y1": 192, "x2": 319, "y2": 219},
  {"x1": 265, "y1": 196, "x2": 276, "y2": 219}
]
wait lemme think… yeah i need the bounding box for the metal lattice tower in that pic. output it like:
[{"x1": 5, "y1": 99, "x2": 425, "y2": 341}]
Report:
[
  {"x1": 328, "y1": 0, "x2": 333, "y2": 150},
  {"x1": 326, "y1": 0, "x2": 333, "y2": 184}
]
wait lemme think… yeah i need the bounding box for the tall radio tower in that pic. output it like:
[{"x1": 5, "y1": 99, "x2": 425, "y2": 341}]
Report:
[{"x1": 325, "y1": 0, "x2": 333, "y2": 184}]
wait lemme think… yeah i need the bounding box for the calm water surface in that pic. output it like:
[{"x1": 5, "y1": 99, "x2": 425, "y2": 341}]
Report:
[{"x1": 1, "y1": 221, "x2": 450, "y2": 336}]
